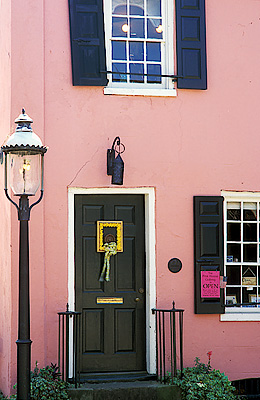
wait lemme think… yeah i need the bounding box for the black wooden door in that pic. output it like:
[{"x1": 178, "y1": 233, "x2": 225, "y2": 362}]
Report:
[{"x1": 75, "y1": 194, "x2": 146, "y2": 373}]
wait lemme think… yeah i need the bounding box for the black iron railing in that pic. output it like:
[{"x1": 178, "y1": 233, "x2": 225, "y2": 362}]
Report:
[
  {"x1": 152, "y1": 301, "x2": 184, "y2": 383},
  {"x1": 57, "y1": 304, "x2": 81, "y2": 387}
]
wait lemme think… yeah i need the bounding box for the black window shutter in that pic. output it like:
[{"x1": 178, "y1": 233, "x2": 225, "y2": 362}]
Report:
[
  {"x1": 175, "y1": 0, "x2": 207, "y2": 90},
  {"x1": 68, "y1": 0, "x2": 108, "y2": 86},
  {"x1": 194, "y1": 196, "x2": 224, "y2": 314}
]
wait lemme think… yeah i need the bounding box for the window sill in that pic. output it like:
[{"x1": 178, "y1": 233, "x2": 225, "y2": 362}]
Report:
[
  {"x1": 103, "y1": 87, "x2": 177, "y2": 97},
  {"x1": 220, "y1": 309, "x2": 260, "y2": 322}
]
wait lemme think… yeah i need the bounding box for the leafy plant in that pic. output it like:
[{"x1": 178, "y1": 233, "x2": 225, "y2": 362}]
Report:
[
  {"x1": 2, "y1": 362, "x2": 69, "y2": 400},
  {"x1": 170, "y1": 352, "x2": 237, "y2": 400}
]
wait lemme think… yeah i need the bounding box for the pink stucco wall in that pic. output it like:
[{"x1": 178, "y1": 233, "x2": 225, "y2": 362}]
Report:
[{"x1": 1, "y1": 0, "x2": 260, "y2": 395}]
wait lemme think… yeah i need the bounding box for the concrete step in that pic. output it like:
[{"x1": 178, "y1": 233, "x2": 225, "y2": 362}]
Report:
[{"x1": 68, "y1": 381, "x2": 181, "y2": 400}]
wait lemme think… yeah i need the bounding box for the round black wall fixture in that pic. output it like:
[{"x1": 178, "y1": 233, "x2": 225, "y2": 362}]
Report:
[{"x1": 168, "y1": 258, "x2": 182, "y2": 273}]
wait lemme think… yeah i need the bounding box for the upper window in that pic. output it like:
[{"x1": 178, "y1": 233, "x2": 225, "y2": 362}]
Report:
[
  {"x1": 68, "y1": 0, "x2": 207, "y2": 91},
  {"x1": 104, "y1": 0, "x2": 174, "y2": 91}
]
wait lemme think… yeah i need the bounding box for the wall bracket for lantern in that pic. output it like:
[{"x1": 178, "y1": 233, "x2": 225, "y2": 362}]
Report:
[{"x1": 107, "y1": 137, "x2": 125, "y2": 185}]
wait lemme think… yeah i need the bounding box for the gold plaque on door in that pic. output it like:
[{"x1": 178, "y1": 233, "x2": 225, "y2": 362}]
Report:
[{"x1": 97, "y1": 297, "x2": 124, "y2": 304}]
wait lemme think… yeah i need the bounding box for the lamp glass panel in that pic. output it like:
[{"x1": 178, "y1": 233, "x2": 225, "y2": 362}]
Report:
[{"x1": 8, "y1": 152, "x2": 41, "y2": 196}]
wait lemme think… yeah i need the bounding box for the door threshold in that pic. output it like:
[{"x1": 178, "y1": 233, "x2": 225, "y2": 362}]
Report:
[{"x1": 79, "y1": 371, "x2": 157, "y2": 383}]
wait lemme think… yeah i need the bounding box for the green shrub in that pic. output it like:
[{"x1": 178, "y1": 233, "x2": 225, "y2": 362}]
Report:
[
  {"x1": 3, "y1": 362, "x2": 69, "y2": 400},
  {"x1": 170, "y1": 353, "x2": 237, "y2": 400}
]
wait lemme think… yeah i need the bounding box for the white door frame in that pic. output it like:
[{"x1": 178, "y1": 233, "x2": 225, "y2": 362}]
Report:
[{"x1": 68, "y1": 187, "x2": 156, "y2": 374}]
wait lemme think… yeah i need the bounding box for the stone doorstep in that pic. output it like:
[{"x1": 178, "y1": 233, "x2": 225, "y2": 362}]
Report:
[{"x1": 67, "y1": 381, "x2": 182, "y2": 400}]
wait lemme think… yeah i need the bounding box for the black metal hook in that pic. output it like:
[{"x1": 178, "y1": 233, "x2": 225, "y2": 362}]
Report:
[{"x1": 107, "y1": 137, "x2": 125, "y2": 185}]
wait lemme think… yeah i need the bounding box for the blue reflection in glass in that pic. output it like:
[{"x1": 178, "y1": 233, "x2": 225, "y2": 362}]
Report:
[
  {"x1": 130, "y1": 18, "x2": 145, "y2": 38},
  {"x1": 129, "y1": 42, "x2": 144, "y2": 61},
  {"x1": 147, "y1": 0, "x2": 161, "y2": 16},
  {"x1": 147, "y1": 64, "x2": 161, "y2": 83},
  {"x1": 146, "y1": 42, "x2": 161, "y2": 61},
  {"x1": 112, "y1": 63, "x2": 127, "y2": 82},
  {"x1": 130, "y1": 63, "x2": 144, "y2": 82},
  {"x1": 130, "y1": 0, "x2": 144, "y2": 15},
  {"x1": 112, "y1": 41, "x2": 127, "y2": 60},
  {"x1": 112, "y1": 17, "x2": 128, "y2": 37},
  {"x1": 147, "y1": 18, "x2": 162, "y2": 39},
  {"x1": 112, "y1": 0, "x2": 127, "y2": 15}
]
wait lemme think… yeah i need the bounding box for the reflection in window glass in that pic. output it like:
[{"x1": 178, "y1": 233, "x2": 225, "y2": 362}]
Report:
[
  {"x1": 130, "y1": 18, "x2": 145, "y2": 38},
  {"x1": 146, "y1": 42, "x2": 161, "y2": 61},
  {"x1": 112, "y1": 41, "x2": 127, "y2": 60},
  {"x1": 244, "y1": 203, "x2": 257, "y2": 221},
  {"x1": 129, "y1": 42, "x2": 144, "y2": 61},
  {"x1": 147, "y1": 0, "x2": 161, "y2": 16},
  {"x1": 227, "y1": 202, "x2": 241, "y2": 220},
  {"x1": 243, "y1": 223, "x2": 257, "y2": 242},
  {"x1": 112, "y1": 63, "x2": 127, "y2": 82},
  {"x1": 130, "y1": 0, "x2": 144, "y2": 15},
  {"x1": 147, "y1": 64, "x2": 161, "y2": 83},
  {"x1": 147, "y1": 18, "x2": 163, "y2": 39},
  {"x1": 112, "y1": 0, "x2": 127, "y2": 15},
  {"x1": 112, "y1": 17, "x2": 128, "y2": 37},
  {"x1": 130, "y1": 63, "x2": 144, "y2": 82}
]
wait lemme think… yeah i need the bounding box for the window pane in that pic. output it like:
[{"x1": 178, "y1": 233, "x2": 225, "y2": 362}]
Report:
[
  {"x1": 242, "y1": 286, "x2": 257, "y2": 305},
  {"x1": 112, "y1": 63, "x2": 127, "y2": 82},
  {"x1": 226, "y1": 265, "x2": 240, "y2": 285},
  {"x1": 227, "y1": 202, "x2": 241, "y2": 220},
  {"x1": 227, "y1": 223, "x2": 240, "y2": 241},
  {"x1": 227, "y1": 243, "x2": 241, "y2": 262},
  {"x1": 129, "y1": 41, "x2": 144, "y2": 61},
  {"x1": 130, "y1": 63, "x2": 144, "y2": 82},
  {"x1": 112, "y1": 17, "x2": 128, "y2": 37},
  {"x1": 112, "y1": 0, "x2": 127, "y2": 15},
  {"x1": 243, "y1": 202, "x2": 257, "y2": 221},
  {"x1": 112, "y1": 41, "x2": 127, "y2": 60},
  {"x1": 242, "y1": 265, "x2": 256, "y2": 282},
  {"x1": 147, "y1": 18, "x2": 162, "y2": 39},
  {"x1": 147, "y1": 0, "x2": 161, "y2": 16},
  {"x1": 146, "y1": 42, "x2": 161, "y2": 61},
  {"x1": 243, "y1": 222, "x2": 257, "y2": 242},
  {"x1": 130, "y1": 0, "x2": 144, "y2": 15},
  {"x1": 130, "y1": 18, "x2": 145, "y2": 38},
  {"x1": 226, "y1": 287, "x2": 240, "y2": 304},
  {"x1": 243, "y1": 244, "x2": 257, "y2": 262},
  {"x1": 147, "y1": 64, "x2": 161, "y2": 83}
]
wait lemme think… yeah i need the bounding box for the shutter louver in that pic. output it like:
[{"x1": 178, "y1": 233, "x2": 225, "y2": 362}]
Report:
[
  {"x1": 175, "y1": 0, "x2": 207, "y2": 90},
  {"x1": 68, "y1": 0, "x2": 108, "y2": 86},
  {"x1": 194, "y1": 196, "x2": 224, "y2": 314}
]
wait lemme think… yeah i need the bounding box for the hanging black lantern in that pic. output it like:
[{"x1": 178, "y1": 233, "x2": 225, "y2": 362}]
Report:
[{"x1": 107, "y1": 137, "x2": 125, "y2": 185}]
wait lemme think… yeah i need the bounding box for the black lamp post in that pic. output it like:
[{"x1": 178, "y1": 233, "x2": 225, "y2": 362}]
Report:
[{"x1": 1, "y1": 109, "x2": 47, "y2": 400}]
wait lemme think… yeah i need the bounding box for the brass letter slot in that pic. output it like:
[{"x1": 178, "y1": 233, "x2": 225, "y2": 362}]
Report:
[{"x1": 97, "y1": 297, "x2": 124, "y2": 304}]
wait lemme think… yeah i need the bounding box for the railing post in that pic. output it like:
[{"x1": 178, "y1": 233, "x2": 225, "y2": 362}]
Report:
[
  {"x1": 152, "y1": 301, "x2": 184, "y2": 383},
  {"x1": 58, "y1": 306, "x2": 81, "y2": 388}
]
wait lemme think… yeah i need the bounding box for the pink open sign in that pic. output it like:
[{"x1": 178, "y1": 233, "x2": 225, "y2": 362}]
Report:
[{"x1": 201, "y1": 271, "x2": 220, "y2": 298}]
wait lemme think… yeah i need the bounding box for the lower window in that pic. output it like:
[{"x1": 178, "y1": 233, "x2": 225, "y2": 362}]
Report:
[{"x1": 224, "y1": 196, "x2": 260, "y2": 309}]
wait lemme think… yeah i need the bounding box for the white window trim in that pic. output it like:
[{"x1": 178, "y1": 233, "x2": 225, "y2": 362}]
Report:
[
  {"x1": 103, "y1": 0, "x2": 176, "y2": 97},
  {"x1": 221, "y1": 190, "x2": 260, "y2": 322}
]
